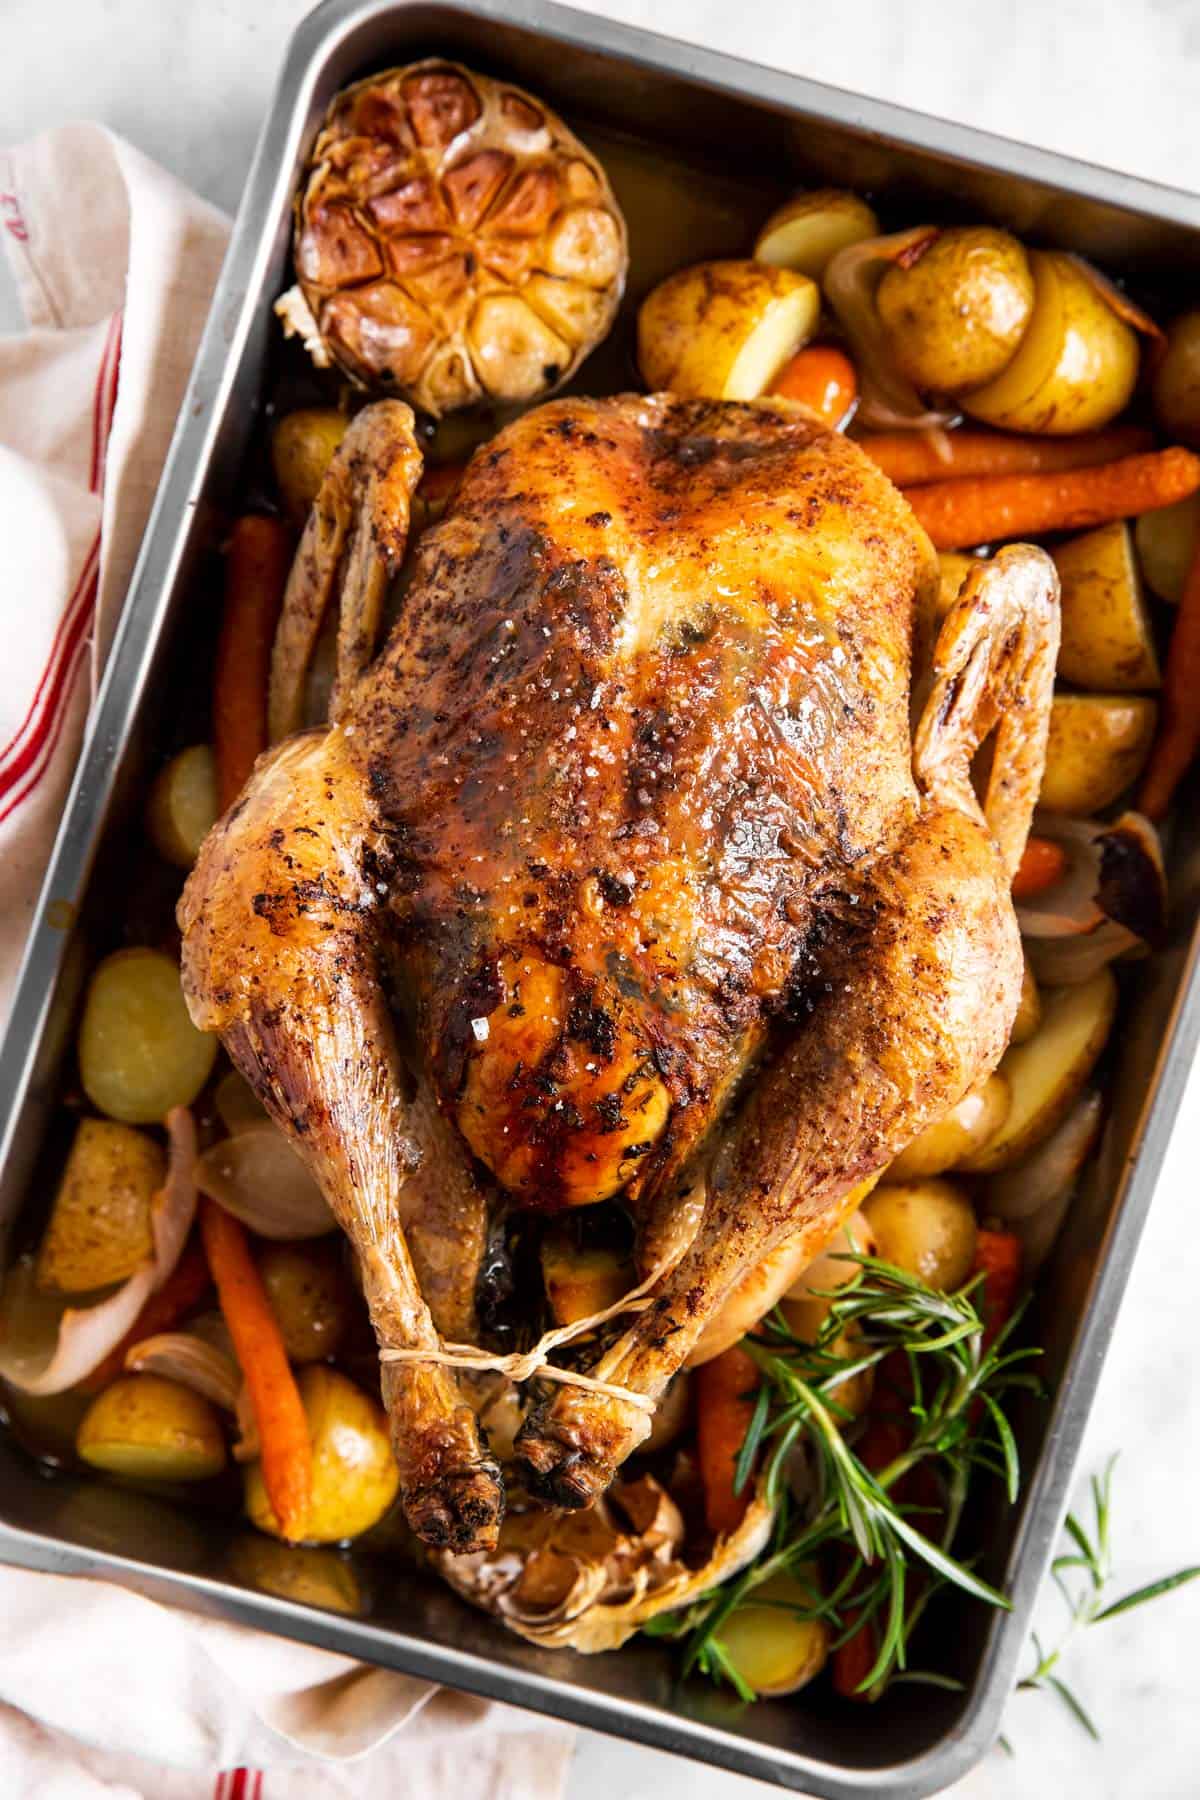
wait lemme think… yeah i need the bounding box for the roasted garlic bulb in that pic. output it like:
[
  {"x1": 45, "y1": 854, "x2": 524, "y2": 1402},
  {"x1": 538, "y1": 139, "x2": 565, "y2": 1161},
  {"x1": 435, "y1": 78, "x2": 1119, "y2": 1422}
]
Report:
[{"x1": 278, "y1": 59, "x2": 628, "y2": 416}]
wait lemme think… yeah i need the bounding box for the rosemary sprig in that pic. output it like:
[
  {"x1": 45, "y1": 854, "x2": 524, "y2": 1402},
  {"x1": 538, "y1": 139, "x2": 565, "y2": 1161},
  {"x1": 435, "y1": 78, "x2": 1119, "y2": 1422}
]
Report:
[
  {"x1": 1013, "y1": 1456, "x2": 1200, "y2": 1742},
  {"x1": 651, "y1": 1253, "x2": 1039, "y2": 1698}
]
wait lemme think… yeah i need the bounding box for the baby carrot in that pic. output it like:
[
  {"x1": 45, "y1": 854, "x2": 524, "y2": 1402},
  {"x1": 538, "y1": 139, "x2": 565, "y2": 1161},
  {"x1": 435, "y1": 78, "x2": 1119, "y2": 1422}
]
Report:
[
  {"x1": 1139, "y1": 530, "x2": 1200, "y2": 819},
  {"x1": 857, "y1": 424, "x2": 1153, "y2": 488},
  {"x1": 903, "y1": 448, "x2": 1200, "y2": 551},
  {"x1": 971, "y1": 1229, "x2": 1022, "y2": 1350},
  {"x1": 1011, "y1": 835, "x2": 1068, "y2": 900},
  {"x1": 213, "y1": 515, "x2": 293, "y2": 811},
  {"x1": 770, "y1": 345, "x2": 858, "y2": 427},
  {"x1": 200, "y1": 1196, "x2": 311, "y2": 1541},
  {"x1": 695, "y1": 1343, "x2": 760, "y2": 1537}
]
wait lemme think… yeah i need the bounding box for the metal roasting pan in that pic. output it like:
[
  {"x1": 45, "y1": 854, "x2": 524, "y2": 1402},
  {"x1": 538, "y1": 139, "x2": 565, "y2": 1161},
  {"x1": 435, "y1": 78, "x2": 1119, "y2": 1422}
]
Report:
[{"x1": 2, "y1": 2, "x2": 1200, "y2": 1792}]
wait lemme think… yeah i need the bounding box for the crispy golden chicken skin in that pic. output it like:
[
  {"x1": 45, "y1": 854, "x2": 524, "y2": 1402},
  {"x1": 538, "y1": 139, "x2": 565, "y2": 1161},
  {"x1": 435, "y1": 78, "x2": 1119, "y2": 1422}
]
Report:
[{"x1": 180, "y1": 395, "x2": 1058, "y2": 1549}]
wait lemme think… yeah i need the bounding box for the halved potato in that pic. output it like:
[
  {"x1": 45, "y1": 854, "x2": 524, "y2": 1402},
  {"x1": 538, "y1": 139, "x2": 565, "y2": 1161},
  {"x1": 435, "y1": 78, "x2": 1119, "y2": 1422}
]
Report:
[
  {"x1": 146, "y1": 745, "x2": 219, "y2": 869},
  {"x1": 957, "y1": 969, "x2": 1117, "y2": 1173},
  {"x1": 35, "y1": 1118, "x2": 164, "y2": 1294},
  {"x1": 754, "y1": 190, "x2": 879, "y2": 280},
  {"x1": 1135, "y1": 493, "x2": 1200, "y2": 604},
  {"x1": 886, "y1": 1074, "x2": 1011, "y2": 1181},
  {"x1": 717, "y1": 1573, "x2": 829, "y2": 1696},
  {"x1": 637, "y1": 260, "x2": 820, "y2": 401},
  {"x1": 862, "y1": 1180, "x2": 978, "y2": 1291},
  {"x1": 76, "y1": 1373, "x2": 227, "y2": 1482},
  {"x1": 1052, "y1": 523, "x2": 1160, "y2": 692},
  {"x1": 937, "y1": 552, "x2": 984, "y2": 621},
  {"x1": 1010, "y1": 957, "x2": 1042, "y2": 1046},
  {"x1": 1039, "y1": 693, "x2": 1158, "y2": 815},
  {"x1": 963, "y1": 251, "x2": 1139, "y2": 435},
  {"x1": 78, "y1": 948, "x2": 218, "y2": 1125}
]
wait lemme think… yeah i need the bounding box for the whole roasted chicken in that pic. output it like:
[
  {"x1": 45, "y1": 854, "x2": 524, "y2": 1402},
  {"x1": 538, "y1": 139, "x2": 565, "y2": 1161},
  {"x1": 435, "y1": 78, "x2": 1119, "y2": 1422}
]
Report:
[{"x1": 180, "y1": 393, "x2": 1059, "y2": 1554}]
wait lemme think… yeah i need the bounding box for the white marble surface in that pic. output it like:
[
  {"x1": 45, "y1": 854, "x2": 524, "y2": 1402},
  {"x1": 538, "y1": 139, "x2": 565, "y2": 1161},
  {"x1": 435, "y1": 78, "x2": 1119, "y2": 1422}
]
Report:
[{"x1": 3, "y1": 2, "x2": 1199, "y2": 1795}]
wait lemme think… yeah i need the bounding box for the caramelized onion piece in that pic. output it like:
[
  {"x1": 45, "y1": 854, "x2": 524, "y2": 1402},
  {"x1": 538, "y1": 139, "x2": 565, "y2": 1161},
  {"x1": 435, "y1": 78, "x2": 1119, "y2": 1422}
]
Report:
[
  {"x1": 824, "y1": 229, "x2": 960, "y2": 431},
  {"x1": 195, "y1": 1125, "x2": 335, "y2": 1241}
]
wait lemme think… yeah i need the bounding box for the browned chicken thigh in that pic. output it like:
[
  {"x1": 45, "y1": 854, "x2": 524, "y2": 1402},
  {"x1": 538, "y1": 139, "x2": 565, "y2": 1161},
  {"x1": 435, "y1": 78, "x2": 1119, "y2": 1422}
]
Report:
[{"x1": 180, "y1": 394, "x2": 1058, "y2": 1551}]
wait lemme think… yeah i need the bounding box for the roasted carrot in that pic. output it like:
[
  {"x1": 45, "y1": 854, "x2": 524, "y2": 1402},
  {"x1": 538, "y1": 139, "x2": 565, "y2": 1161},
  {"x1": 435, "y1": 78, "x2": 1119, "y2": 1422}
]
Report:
[
  {"x1": 695, "y1": 1343, "x2": 760, "y2": 1537},
  {"x1": 831, "y1": 1602, "x2": 878, "y2": 1700},
  {"x1": 80, "y1": 1244, "x2": 210, "y2": 1393},
  {"x1": 770, "y1": 345, "x2": 858, "y2": 427},
  {"x1": 1139, "y1": 530, "x2": 1200, "y2": 819},
  {"x1": 1011, "y1": 835, "x2": 1068, "y2": 900},
  {"x1": 213, "y1": 515, "x2": 293, "y2": 811},
  {"x1": 971, "y1": 1229, "x2": 1023, "y2": 1350},
  {"x1": 903, "y1": 448, "x2": 1200, "y2": 552},
  {"x1": 857, "y1": 424, "x2": 1153, "y2": 488},
  {"x1": 199, "y1": 1196, "x2": 311, "y2": 1540}
]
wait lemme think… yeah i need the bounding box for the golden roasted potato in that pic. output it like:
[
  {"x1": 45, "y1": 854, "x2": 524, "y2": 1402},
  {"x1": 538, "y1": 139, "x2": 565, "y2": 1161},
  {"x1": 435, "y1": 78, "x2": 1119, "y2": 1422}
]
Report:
[
  {"x1": 1052, "y1": 523, "x2": 1160, "y2": 692},
  {"x1": 957, "y1": 969, "x2": 1117, "y2": 1173},
  {"x1": 76, "y1": 1374, "x2": 227, "y2": 1482},
  {"x1": 637, "y1": 260, "x2": 820, "y2": 402},
  {"x1": 1153, "y1": 309, "x2": 1200, "y2": 446},
  {"x1": 886, "y1": 1074, "x2": 1011, "y2": 1181},
  {"x1": 258, "y1": 1241, "x2": 353, "y2": 1363},
  {"x1": 1011, "y1": 957, "x2": 1042, "y2": 1047},
  {"x1": 963, "y1": 251, "x2": 1139, "y2": 435},
  {"x1": 36, "y1": 1118, "x2": 163, "y2": 1294},
  {"x1": 1135, "y1": 493, "x2": 1200, "y2": 603},
  {"x1": 716, "y1": 1573, "x2": 829, "y2": 1696},
  {"x1": 271, "y1": 408, "x2": 349, "y2": 526},
  {"x1": 1039, "y1": 693, "x2": 1158, "y2": 814},
  {"x1": 245, "y1": 1367, "x2": 398, "y2": 1544},
  {"x1": 936, "y1": 551, "x2": 984, "y2": 621},
  {"x1": 146, "y1": 745, "x2": 219, "y2": 869},
  {"x1": 78, "y1": 948, "x2": 218, "y2": 1125},
  {"x1": 877, "y1": 227, "x2": 1034, "y2": 396},
  {"x1": 754, "y1": 189, "x2": 879, "y2": 279},
  {"x1": 862, "y1": 1181, "x2": 978, "y2": 1291},
  {"x1": 541, "y1": 1228, "x2": 632, "y2": 1328}
]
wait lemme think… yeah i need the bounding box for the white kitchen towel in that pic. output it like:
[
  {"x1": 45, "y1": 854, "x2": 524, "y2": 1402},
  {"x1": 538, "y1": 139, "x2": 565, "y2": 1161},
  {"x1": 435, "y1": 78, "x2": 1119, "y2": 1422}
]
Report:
[{"x1": 0, "y1": 123, "x2": 572, "y2": 1799}]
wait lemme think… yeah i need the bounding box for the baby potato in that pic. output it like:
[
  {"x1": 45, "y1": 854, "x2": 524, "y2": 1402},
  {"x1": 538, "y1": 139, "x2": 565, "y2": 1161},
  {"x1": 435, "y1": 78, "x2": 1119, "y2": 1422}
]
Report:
[
  {"x1": 1011, "y1": 957, "x2": 1042, "y2": 1047},
  {"x1": 146, "y1": 745, "x2": 219, "y2": 869},
  {"x1": 957, "y1": 969, "x2": 1117, "y2": 1173},
  {"x1": 78, "y1": 947, "x2": 217, "y2": 1125},
  {"x1": 258, "y1": 1241, "x2": 353, "y2": 1363},
  {"x1": 863, "y1": 1180, "x2": 978, "y2": 1291},
  {"x1": 637, "y1": 260, "x2": 820, "y2": 402},
  {"x1": 1153, "y1": 309, "x2": 1200, "y2": 446},
  {"x1": 716, "y1": 1573, "x2": 829, "y2": 1696},
  {"x1": 754, "y1": 189, "x2": 880, "y2": 279},
  {"x1": 1135, "y1": 492, "x2": 1200, "y2": 604},
  {"x1": 877, "y1": 227, "x2": 1034, "y2": 396},
  {"x1": 245, "y1": 1366, "x2": 398, "y2": 1544},
  {"x1": 1039, "y1": 693, "x2": 1158, "y2": 815},
  {"x1": 36, "y1": 1118, "x2": 163, "y2": 1293},
  {"x1": 964, "y1": 251, "x2": 1139, "y2": 435},
  {"x1": 271, "y1": 408, "x2": 348, "y2": 526},
  {"x1": 77, "y1": 1373, "x2": 227, "y2": 1482},
  {"x1": 1052, "y1": 523, "x2": 1160, "y2": 692},
  {"x1": 886, "y1": 1074, "x2": 1011, "y2": 1181},
  {"x1": 936, "y1": 552, "x2": 984, "y2": 621}
]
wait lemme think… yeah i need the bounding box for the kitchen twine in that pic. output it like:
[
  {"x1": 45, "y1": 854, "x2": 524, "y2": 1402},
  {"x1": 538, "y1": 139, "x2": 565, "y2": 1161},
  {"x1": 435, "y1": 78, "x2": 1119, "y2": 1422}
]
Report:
[{"x1": 379, "y1": 1257, "x2": 670, "y2": 1411}]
